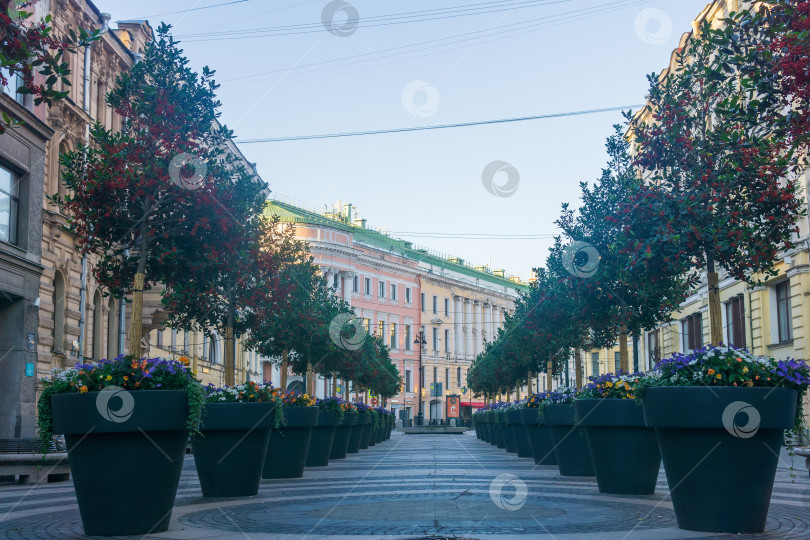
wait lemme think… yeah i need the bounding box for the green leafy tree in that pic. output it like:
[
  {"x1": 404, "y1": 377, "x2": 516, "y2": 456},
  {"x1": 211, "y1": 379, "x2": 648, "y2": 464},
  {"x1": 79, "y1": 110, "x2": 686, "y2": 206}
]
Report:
[
  {"x1": 57, "y1": 24, "x2": 240, "y2": 357},
  {"x1": 629, "y1": 18, "x2": 804, "y2": 345}
]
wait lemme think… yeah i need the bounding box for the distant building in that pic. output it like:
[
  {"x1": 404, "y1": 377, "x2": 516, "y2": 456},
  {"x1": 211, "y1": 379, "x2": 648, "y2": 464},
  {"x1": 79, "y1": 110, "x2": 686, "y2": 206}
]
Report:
[{"x1": 262, "y1": 197, "x2": 526, "y2": 419}]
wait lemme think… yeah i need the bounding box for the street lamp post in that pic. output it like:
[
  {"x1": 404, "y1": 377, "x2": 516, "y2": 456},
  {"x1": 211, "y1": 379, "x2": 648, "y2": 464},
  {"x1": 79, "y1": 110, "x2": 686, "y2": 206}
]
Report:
[{"x1": 414, "y1": 327, "x2": 426, "y2": 425}]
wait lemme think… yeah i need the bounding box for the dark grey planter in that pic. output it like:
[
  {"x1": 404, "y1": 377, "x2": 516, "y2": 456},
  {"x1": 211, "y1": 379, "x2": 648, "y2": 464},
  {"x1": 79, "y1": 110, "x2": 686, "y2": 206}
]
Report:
[
  {"x1": 521, "y1": 407, "x2": 556, "y2": 465},
  {"x1": 347, "y1": 413, "x2": 369, "y2": 453},
  {"x1": 359, "y1": 412, "x2": 373, "y2": 449},
  {"x1": 642, "y1": 386, "x2": 797, "y2": 533},
  {"x1": 52, "y1": 390, "x2": 190, "y2": 536},
  {"x1": 544, "y1": 403, "x2": 595, "y2": 477},
  {"x1": 508, "y1": 409, "x2": 533, "y2": 458},
  {"x1": 192, "y1": 401, "x2": 277, "y2": 497},
  {"x1": 330, "y1": 411, "x2": 358, "y2": 459},
  {"x1": 263, "y1": 406, "x2": 319, "y2": 479},
  {"x1": 575, "y1": 399, "x2": 660, "y2": 494},
  {"x1": 306, "y1": 409, "x2": 338, "y2": 467}
]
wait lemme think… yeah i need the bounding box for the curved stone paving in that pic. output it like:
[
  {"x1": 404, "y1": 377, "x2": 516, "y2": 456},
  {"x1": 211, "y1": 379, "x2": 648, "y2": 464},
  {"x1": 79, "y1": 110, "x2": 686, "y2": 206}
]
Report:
[{"x1": 1, "y1": 431, "x2": 810, "y2": 538}]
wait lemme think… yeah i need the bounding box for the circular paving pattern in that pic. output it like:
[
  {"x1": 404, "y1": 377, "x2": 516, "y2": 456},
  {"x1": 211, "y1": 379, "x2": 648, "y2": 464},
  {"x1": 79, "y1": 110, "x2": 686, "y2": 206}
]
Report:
[{"x1": 2, "y1": 433, "x2": 810, "y2": 538}]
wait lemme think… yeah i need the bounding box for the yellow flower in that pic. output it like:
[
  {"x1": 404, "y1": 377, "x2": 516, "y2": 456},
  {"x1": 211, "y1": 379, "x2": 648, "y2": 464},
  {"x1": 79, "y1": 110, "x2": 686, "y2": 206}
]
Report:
[
  {"x1": 105, "y1": 375, "x2": 112, "y2": 381},
  {"x1": 716, "y1": 374, "x2": 722, "y2": 379},
  {"x1": 605, "y1": 381, "x2": 614, "y2": 388},
  {"x1": 707, "y1": 368, "x2": 715, "y2": 375},
  {"x1": 742, "y1": 366, "x2": 749, "y2": 374},
  {"x1": 79, "y1": 385, "x2": 88, "y2": 394},
  {"x1": 123, "y1": 376, "x2": 129, "y2": 381}
]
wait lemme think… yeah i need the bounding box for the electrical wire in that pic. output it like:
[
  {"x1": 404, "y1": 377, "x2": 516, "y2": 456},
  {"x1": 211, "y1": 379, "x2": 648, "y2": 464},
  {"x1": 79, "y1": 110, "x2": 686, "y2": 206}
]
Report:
[
  {"x1": 236, "y1": 104, "x2": 642, "y2": 143},
  {"x1": 130, "y1": 0, "x2": 251, "y2": 20}
]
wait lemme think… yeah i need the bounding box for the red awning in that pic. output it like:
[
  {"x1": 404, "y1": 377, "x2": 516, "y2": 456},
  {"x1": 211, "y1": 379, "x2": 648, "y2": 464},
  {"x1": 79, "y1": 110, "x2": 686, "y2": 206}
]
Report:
[{"x1": 461, "y1": 402, "x2": 487, "y2": 408}]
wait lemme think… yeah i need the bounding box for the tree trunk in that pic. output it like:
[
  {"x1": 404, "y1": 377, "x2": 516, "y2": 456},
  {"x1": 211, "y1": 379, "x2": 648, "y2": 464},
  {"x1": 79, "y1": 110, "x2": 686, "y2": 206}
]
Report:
[
  {"x1": 515, "y1": 384, "x2": 520, "y2": 401},
  {"x1": 707, "y1": 257, "x2": 722, "y2": 346},
  {"x1": 306, "y1": 362, "x2": 314, "y2": 395},
  {"x1": 619, "y1": 325, "x2": 629, "y2": 373},
  {"x1": 224, "y1": 294, "x2": 236, "y2": 386},
  {"x1": 574, "y1": 348, "x2": 583, "y2": 388},
  {"x1": 343, "y1": 379, "x2": 349, "y2": 402},
  {"x1": 546, "y1": 356, "x2": 553, "y2": 392},
  {"x1": 128, "y1": 272, "x2": 145, "y2": 358},
  {"x1": 280, "y1": 349, "x2": 289, "y2": 391},
  {"x1": 527, "y1": 370, "x2": 533, "y2": 395},
  {"x1": 332, "y1": 374, "x2": 337, "y2": 397}
]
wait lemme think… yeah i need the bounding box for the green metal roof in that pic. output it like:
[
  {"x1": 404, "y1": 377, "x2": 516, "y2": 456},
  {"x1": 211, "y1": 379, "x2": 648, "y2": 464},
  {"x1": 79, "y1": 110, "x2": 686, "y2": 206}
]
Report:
[{"x1": 264, "y1": 199, "x2": 528, "y2": 292}]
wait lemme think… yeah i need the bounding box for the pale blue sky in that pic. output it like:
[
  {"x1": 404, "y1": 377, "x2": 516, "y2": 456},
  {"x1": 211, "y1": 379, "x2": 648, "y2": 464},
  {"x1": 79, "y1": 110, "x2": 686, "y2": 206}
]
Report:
[{"x1": 98, "y1": 0, "x2": 708, "y2": 280}]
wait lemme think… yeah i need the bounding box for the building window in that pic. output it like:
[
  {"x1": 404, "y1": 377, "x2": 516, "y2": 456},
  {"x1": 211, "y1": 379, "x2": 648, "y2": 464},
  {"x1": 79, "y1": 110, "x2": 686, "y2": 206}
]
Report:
[
  {"x1": 421, "y1": 292, "x2": 425, "y2": 312},
  {"x1": 156, "y1": 328, "x2": 164, "y2": 347},
  {"x1": 591, "y1": 352, "x2": 599, "y2": 377},
  {"x1": 379, "y1": 281, "x2": 385, "y2": 298},
  {"x1": 457, "y1": 367, "x2": 462, "y2": 386},
  {"x1": 725, "y1": 294, "x2": 746, "y2": 348},
  {"x1": 183, "y1": 331, "x2": 189, "y2": 353},
  {"x1": 405, "y1": 325, "x2": 411, "y2": 350},
  {"x1": 776, "y1": 280, "x2": 793, "y2": 343},
  {"x1": 405, "y1": 287, "x2": 411, "y2": 303},
  {"x1": 352, "y1": 275, "x2": 358, "y2": 292},
  {"x1": 432, "y1": 295, "x2": 438, "y2": 314},
  {"x1": 405, "y1": 370, "x2": 412, "y2": 393},
  {"x1": 446, "y1": 368, "x2": 450, "y2": 389},
  {"x1": 171, "y1": 329, "x2": 177, "y2": 351},
  {"x1": 364, "y1": 278, "x2": 371, "y2": 295},
  {"x1": 647, "y1": 329, "x2": 660, "y2": 367},
  {"x1": 614, "y1": 351, "x2": 621, "y2": 374},
  {"x1": 432, "y1": 327, "x2": 438, "y2": 351},
  {"x1": 364, "y1": 318, "x2": 371, "y2": 335},
  {"x1": 0, "y1": 164, "x2": 20, "y2": 245},
  {"x1": 52, "y1": 272, "x2": 66, "y2": 353},
  {"x1": 681, "y1": 313, "x2": 703, "y2": 351},
  {"x1": 433, "y1": 366, "x2": 438, "y2": 387},
  {"x1": 91, "y1": 291, "x2": 102, "y2": 360},
  {"x1": 391, "y1": 284, "x2": 397, "y2": 301},
  {"x1": 444, "y1": 329, "x2": 449, "y2": 352},
  {"x1": 1, "y1": 68, "x2": 25, "y2": 105},
  {"x1": 444, "y1": 298, "x2": 449, "y2": 317},
  {"x1": 390, "y1": 323, "x2": 397, "y2": 349},
  {"x1": 378, "y1": 320, "x2": 384, "y2": 337}
]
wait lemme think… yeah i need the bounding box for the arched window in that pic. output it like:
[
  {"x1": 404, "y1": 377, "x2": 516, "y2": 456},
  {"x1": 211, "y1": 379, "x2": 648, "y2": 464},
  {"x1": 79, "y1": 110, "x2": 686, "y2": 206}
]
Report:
[
  {"x1": 208, "y1": 332, "x2": 221, "y2": 364},
  {"x1": 57, "y1": 141, "x2": 70, "y2": 199},
  {"x1": 92, "y1": 291, "x2": 102, "y2": 359},
  {"x1": 106, "y1": 297, "x2": 118, "y2": 360},
  {"x1": 52, "y1": 272, "x2": 66, "y2": 353}
]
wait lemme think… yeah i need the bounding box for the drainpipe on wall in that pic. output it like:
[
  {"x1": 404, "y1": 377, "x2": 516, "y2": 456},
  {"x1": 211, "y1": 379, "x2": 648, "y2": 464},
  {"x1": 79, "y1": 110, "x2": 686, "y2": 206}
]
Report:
[{"x1": 77, "y1": 13, "x2": 111, "y2": 360}]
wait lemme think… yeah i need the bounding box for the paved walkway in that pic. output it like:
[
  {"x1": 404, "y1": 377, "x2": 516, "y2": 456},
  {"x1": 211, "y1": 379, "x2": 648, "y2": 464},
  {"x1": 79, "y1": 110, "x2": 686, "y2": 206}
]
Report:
[{"x1": 1, "y1": 431, "x2": 810, "y2": 539}]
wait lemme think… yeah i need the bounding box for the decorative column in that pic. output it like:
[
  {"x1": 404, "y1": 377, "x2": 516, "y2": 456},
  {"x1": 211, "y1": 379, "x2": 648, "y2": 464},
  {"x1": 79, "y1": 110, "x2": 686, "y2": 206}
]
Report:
[
  {"x1": 464, "y1": 299, "x2": 473, "y2": 359},
  {"x1": 453, "y1": 296, "x2": 462, "y2": 358},
  {"x1": 474, "y1": 301, "x2": 483, "y2": 357},
  {"x1": 483, "y1": 303, "x2": 492, "y2": 344},
  {"x1": 342, "y1": 271, "x2": 354, "y2": 306}
]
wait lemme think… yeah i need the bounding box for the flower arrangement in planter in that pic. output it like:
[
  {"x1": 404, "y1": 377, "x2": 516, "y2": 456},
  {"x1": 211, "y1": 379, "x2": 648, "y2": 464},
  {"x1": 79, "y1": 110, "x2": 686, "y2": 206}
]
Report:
[
  {"x1": 37, "y1": 357, "x2": 204, "y2": 536},
  {"x1": 539, "y1": 387, "x2": 594, "y2": 477},
  {"x1": 330, "y1": 401, "x2": 358, "y2": 460},
  {"x1": 193, "y1": 381, "x2": 282, "y2": 497},
  {"x1": 503, "y1": 400, "x2": 527, "y2": 455},
  {"x1": 263, "y1": 391, "x2": 318, "y2": 479},
  {"x1": 575, "y1": 372, "x2": 660, "y2": 495},
  {"x1": 520, "y1": 393, "x2": 556, "y2": 465},
  {"x1": 347, "y1": 401, "x2": 370, "y2": 454},
  {"x1": 636, "y1": 346, "x2": 810, "y2": 533},
  {"x1": 306, "y1": 396, "x2": 348, "y2": 467}
]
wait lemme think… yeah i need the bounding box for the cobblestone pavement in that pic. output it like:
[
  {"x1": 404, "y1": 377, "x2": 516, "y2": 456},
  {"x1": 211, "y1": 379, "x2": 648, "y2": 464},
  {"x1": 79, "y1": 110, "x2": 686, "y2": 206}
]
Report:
[{"x1": 2, "y1": 431, "x2": 810, "y2": 539}]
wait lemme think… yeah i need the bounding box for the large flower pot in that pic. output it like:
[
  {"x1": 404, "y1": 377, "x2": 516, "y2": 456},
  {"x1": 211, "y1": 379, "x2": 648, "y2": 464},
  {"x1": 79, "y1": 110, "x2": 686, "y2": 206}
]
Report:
[
  {"x1": 386, "y1": 416, "x2": 393, "y2": 439},
  {"x1": 51, "y1": 390, "x2": 190, "y2": 536},
  {"x1": 263, "y1": 406, "x2": 319, "y2": 479},
  {"x1": 347, "y1": 413, "x2": 369, "y2": 453},
  {"x1": 359, "y1": 414, "x2": 374, "y2": 449},
  {"x1": 642, "y1": 387, "x2": 797, "y2": 534},
  {"x1": 575, "y1": 399, "x2": 660, "y2": 494},
  {"x1": 192, "y1": 401, "x2": 277, "y2": 497},
  {"x1": 521, "y1": 408, "x2": 556, "y2": 465},
  {"x1": 330, "y1": 411, "x2": 357, "y2": 459},
  {"x1": 495, "y1": 422, "x2": 507, "y2": 449},
  {"x1": 376, "y1": 418, "x2": 386, "y2": 443},
  {"x1": 305, "y1": 409, "x2": 339, "y2": 467},
  {"x1": 544, "y1": 403, "x2": 595, "y2": 477},
  {"x1": 484, "y1": 416, "x2": 494, "y2": 444},
  {"x1": 507, "y1": 409, "x2": 533, "y2": 458},
  {"x1": 368, "y1": 422, "x2": 378, "y2": 446}
]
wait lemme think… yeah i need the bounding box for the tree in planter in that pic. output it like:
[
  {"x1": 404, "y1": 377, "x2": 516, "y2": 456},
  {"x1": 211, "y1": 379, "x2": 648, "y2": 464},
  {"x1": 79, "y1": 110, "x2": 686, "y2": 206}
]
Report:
[
  {"x1": 242, "y1": 227, "x2": 356, "y2": 391},
  {"x1": 629, "y1": 17, "x2": 804, "y2": 345},
  {"x1": 57, "y1": 24, "x2": 241, "y2": 358},
  {"x1": 556, "y1": 125, "x2": 694, "y2": 371},
  {"x1": 0, "y1": 0, "x2": 97, "y2": 132}
]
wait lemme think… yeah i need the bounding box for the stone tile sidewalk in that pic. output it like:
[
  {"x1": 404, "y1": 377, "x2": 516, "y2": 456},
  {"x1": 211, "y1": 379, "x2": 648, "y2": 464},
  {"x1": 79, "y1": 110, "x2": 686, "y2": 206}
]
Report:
[{"x1": 1, "y1": 431, "x2": 809, "y2": 538}]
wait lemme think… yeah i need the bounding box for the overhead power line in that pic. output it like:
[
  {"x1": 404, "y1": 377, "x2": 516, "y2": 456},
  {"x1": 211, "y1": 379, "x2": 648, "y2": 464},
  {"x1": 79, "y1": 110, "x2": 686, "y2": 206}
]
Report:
[
  {"x1": 236, "y1": 105, "x2": 642, "y2": 143},
  {"x1": 131, "y1": 0, "x2": 251, "y2": 20}
]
